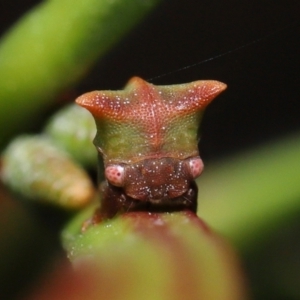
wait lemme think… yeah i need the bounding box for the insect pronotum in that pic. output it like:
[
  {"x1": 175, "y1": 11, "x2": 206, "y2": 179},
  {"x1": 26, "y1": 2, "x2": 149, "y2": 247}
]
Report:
[{"x1": 76, "y1": 76, "x2": 226, "y2": 221}]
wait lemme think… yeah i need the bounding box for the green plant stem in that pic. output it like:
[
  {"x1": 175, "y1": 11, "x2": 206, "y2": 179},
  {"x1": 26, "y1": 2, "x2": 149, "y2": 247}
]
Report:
[
  {"x1": 198, "y1": 134, "x2": 300, "y2": 252},
  {"x1": 0, "y1": 0, "x2": 161, "y2": 149},
  {"x1": 61, "y1": 212, "x2": 247, "y2": 300}
]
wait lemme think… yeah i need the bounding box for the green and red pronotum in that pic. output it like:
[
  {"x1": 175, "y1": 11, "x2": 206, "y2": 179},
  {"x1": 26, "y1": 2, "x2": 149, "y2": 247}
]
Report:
[
  {"x1": 75, "y1": 77, "x2": 226, "y2": 224},
  {"x1": 1, "y1": 77, "x2": 227, "y2": 222}
]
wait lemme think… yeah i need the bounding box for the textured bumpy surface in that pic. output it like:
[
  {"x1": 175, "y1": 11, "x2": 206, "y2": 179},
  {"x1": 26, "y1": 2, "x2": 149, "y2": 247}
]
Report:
[
  {"x1": 76, "y1": 78, "x2": 226, "y2": 218},
  {"x1": 76, "y1": 77, "x2": 227, "y2": 164}
]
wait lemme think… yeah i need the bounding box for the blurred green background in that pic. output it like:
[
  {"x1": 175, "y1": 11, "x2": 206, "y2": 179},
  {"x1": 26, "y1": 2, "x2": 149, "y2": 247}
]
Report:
[{"x1": 0, "y1": 0, "x2": 300, "y2": 299}]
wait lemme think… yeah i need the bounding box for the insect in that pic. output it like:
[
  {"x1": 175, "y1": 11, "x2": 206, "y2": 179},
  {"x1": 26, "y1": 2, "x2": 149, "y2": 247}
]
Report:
[
  {"x1": 1, "y1": 77, "x2": 226, "y2": 223},
  {"x1": 76, "y1": 76, "x2": 226, "y2": 221}
]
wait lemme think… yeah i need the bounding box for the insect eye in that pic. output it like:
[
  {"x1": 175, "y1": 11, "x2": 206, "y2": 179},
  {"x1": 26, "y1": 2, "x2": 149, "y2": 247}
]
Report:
[
  {"x1": 187, "y1": 157, "x2": 204, "y2": 179},
  {"x1": 105, "y1": 165, "x2": 125, "y2": 187}
]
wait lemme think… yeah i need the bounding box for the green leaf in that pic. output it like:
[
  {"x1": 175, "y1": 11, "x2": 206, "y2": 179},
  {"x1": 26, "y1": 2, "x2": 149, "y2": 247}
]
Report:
[
  {"x1": 0, "y1": 0, "x2": 161, "y2": 149},
  {"x1": 198, "y1": 133, "x2": 300, "y2": 252},
  {"x1": 1, "y1": 135, "x2": 96, "y2": 209},
  {"x1": 44, "y1": 104, "x2": 97, "y2": 168}
]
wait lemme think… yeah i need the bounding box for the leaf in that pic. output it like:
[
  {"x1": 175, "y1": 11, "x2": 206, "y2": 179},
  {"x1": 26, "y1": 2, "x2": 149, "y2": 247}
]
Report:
[
  {"x1": 1, "y1": 135, "x2": 96, "y2": 209},
  {"x1": 198, "y1": 133, "x2": 300, "y2": 252},
  {"x1": 0, "y1": 0, "x2": 161, "y2": 149},
  {"x1": 44, "y1": 104, "x2": 97, "y2": 168}
]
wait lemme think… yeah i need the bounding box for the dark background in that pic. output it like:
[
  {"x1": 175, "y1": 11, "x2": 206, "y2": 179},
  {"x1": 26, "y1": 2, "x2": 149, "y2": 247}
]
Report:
[
  {"x1": 81, "y1": 0, "x2": 300, "y2": 161},
  {"x1": 1, "y1": 0, "x2": 300, "y2": 161},
  {"x1": 1, "y1": 1, "x2": 300, "y2": 299}
]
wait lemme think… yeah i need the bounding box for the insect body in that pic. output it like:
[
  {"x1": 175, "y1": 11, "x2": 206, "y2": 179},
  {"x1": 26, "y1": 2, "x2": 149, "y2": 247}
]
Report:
[{"x1": 76, "y1": 77, "x2": 226, "y2": 219}]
